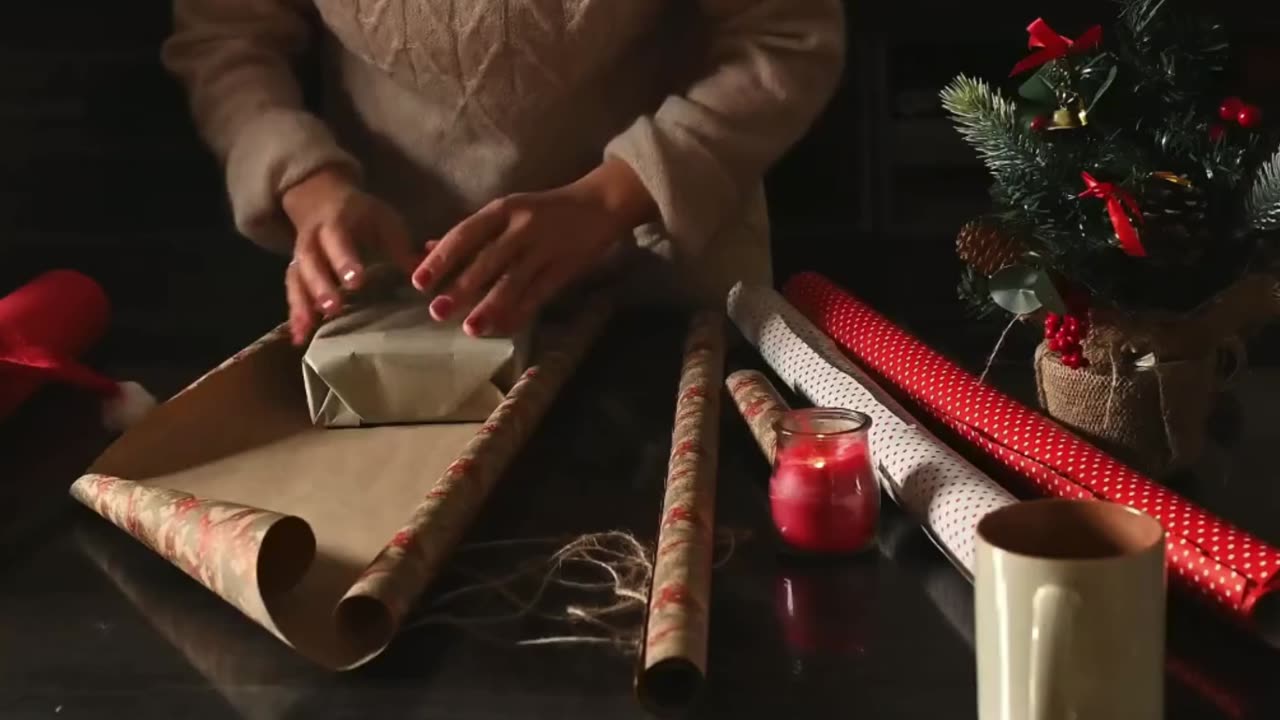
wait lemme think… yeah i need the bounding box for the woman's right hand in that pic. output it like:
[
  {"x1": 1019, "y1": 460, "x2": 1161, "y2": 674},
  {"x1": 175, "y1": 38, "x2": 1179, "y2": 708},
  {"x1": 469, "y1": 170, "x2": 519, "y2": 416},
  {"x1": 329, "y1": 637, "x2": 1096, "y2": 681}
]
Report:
[{"x1": 281, "y1": 169, "x2": 419, "y2": 345}]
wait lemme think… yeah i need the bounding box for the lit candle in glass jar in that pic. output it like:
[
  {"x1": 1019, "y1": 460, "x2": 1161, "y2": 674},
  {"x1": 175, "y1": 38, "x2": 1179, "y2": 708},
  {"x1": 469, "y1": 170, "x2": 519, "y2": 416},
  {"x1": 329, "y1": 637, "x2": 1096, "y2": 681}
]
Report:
[{"x1": 769, "y1": 408, "x2": 879, "y2": 554}]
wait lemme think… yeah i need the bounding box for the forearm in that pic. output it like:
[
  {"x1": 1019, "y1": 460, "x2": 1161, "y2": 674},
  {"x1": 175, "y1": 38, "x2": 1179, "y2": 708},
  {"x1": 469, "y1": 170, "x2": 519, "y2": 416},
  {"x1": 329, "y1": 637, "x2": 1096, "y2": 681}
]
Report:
[
  {"x1": 606, "y1": 0, "x2": 845, "y2": 255},
  {"x1": 163, "y1": 0, "x2": 360, "y2": 251}
]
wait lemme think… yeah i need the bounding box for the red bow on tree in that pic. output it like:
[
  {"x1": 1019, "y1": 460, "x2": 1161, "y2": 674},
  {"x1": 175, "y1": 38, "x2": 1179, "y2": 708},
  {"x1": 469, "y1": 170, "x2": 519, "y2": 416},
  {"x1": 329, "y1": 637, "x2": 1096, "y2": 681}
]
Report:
[
  {"x1": 1078, "y1": 172, "x2": 1147, "y2": 257},
  {"x1": 1009, "y1": 18, "x2": 1103, "y2": 77}
]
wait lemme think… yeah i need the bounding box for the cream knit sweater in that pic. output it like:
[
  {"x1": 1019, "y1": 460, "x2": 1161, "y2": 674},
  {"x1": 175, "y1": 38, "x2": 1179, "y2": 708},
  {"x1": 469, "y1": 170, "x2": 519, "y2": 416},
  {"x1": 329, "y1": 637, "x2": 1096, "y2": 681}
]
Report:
[{"x1": 163, "y1": 0, "x2": 845, "y2": 306}]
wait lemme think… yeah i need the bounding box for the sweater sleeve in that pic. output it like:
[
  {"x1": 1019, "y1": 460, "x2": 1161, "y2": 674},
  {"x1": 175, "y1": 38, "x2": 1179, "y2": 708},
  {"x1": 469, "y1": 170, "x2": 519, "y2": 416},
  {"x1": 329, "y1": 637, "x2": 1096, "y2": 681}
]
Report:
[
  {"x1": 604, "y1": 0, "x2": 845, "y2": 261},
  {"x1": 161, "y1": 0, "x2": 362, "y2": 253}
]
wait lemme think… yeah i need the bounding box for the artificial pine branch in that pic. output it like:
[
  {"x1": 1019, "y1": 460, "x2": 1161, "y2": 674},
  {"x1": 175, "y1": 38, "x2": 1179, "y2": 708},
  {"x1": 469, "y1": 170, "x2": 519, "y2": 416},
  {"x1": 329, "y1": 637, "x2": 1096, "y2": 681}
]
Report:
[
  {"x1": 1119, "y1": 0, "x2": 1170, "y2": 36},
  {"x1": 940, "y1": 76, "x2": 1043, "y2": 184},
  {"x1": 1244, "y1": 148, "x2": 1280, "y2": 235},
  {"x1": 941, "y1": 75, "x2": 1070, "y2": 232},
  {"x1": 957, "y1": 265, "x2": 998, "y2": 318},
  {"x1": 1111, "y1": 0, "x2": 1227, "y2": 106}
]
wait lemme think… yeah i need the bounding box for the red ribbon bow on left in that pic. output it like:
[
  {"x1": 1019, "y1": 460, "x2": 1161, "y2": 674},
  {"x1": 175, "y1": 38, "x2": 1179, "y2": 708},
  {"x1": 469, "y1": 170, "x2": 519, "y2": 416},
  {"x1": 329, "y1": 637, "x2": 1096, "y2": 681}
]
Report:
[
  {"x1": 1010, "y1": 18, "x2": 1103, "y2": 77},
  {"x1": 1078, "y1": 172, "x2": 1147, "y2": 257}
]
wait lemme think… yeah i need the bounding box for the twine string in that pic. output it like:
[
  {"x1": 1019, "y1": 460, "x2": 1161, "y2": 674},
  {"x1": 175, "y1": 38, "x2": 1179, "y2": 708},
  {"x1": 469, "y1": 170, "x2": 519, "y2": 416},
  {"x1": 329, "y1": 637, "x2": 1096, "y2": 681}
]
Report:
[
  {"x1": 979, "y1": 313, "x2": 1024, "y2": 384},
  {"x1": 405, "y1": 528, "x2": 744, "y2": 650},
  {"x1": 1104, "y1": 346, "x2": 1120, "y2": 428}
]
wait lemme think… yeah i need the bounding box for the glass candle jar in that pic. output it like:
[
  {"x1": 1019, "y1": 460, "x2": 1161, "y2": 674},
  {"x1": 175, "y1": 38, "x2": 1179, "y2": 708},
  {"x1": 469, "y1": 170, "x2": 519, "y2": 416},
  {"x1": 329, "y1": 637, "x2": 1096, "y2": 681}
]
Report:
[{"x1": 769, "y1": 408, "x2": 879, "y2": 554}]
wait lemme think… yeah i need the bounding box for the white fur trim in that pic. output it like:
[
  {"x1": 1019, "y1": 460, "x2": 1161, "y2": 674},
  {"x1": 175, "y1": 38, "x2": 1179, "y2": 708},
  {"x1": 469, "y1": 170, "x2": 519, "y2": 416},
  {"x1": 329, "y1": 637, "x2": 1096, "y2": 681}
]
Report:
[{"x1": 102, "y1": 381, "x2": 157, "y2": 432}]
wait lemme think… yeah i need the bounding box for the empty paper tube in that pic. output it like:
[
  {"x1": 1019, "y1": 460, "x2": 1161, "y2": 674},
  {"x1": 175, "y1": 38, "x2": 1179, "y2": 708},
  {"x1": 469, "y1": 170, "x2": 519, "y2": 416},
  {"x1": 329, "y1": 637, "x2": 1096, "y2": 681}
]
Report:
[
  {"x1": 635, "y1": 310, "x2": 724, "y2": 713},
  {"x1": 70, "y1": 299, "x2": 611, "y2": 669}
]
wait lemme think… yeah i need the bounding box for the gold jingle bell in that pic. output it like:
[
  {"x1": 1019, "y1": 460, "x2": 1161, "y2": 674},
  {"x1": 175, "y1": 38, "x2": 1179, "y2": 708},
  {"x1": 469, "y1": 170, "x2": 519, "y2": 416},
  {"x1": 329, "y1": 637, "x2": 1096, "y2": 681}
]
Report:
[{"x1": 1049, "y1": 106, "x2": 1088, "y2": 130}]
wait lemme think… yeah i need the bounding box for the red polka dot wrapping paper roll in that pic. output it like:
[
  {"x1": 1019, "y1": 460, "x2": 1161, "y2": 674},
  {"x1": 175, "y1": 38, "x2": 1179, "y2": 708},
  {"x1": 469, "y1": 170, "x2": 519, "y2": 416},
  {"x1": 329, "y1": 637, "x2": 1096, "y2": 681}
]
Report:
[{"x1": 782, "y1": 271, "x2": 1280, "y2": 644}]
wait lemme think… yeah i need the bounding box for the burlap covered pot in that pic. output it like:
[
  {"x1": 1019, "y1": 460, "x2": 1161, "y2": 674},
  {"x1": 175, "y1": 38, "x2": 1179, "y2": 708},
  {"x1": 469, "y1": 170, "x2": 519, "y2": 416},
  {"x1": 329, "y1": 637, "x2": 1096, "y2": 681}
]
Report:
[{"x1": 1033, "y1": 274, "x2": 1278, "y2": 477}]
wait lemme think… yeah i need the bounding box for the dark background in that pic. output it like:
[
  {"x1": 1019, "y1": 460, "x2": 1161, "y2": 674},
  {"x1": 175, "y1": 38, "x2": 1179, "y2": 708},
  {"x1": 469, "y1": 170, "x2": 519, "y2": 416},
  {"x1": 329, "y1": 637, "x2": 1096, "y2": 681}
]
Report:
[{"x1": 3, "y1": 1, "x2": 1280, "y2": 355}]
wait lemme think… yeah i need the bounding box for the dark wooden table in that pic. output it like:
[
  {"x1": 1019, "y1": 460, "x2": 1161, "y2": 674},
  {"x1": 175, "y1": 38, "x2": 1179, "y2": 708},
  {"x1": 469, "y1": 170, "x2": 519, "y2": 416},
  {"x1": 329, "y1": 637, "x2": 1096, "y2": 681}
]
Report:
[{"x1": 3, "y1": 298, "x2": 1280, "y2": 719}]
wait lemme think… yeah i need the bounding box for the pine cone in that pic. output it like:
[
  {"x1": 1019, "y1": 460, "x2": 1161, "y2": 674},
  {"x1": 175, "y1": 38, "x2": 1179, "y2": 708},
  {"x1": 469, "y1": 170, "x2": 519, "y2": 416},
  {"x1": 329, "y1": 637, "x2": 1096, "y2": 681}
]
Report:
[
  {"x1": 1146, "y1": 173, "x2": 1208, "y2": 225},
  {"x1": 1141, "y1": 174, "x2": 1211, "y2": 257},
  {"x1": 956, "y1": 219, "x2": 1023, "y2": 275}
]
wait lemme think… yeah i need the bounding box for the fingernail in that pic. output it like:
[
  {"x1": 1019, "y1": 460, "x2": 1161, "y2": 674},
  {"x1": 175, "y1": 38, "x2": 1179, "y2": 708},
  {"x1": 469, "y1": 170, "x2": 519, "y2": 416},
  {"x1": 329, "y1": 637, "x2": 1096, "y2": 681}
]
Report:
[
  {"x1": 320, "y1": 297, "x2": 339, "y2": 315},
  {"x1": 340, "y1": 267, "x2": 360, "y2": 287},
  {"x1": 430, "y1": 296, "x2": 454, "y2": 320},
  {"x1": 414, "y1": 268, "x2": 433, "y2": 289},
  {"x1": 465, "y1": 315, "x2": 487, "y2": 336}
]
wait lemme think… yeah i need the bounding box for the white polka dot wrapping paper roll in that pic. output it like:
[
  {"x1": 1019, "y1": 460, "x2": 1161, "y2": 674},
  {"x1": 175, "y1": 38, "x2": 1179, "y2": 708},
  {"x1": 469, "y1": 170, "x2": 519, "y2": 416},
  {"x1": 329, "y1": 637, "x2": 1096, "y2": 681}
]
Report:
[
  {"x1": 782, "y1": 271, "x2": 1280, "y2": 646},
  {"x1": 727, "y1": 283, "x2": 1017, "y2": 576}
]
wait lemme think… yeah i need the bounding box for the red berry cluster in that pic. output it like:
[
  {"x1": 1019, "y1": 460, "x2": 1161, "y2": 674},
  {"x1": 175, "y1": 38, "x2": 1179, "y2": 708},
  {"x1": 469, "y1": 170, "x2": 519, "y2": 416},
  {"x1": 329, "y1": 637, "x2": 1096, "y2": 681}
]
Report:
[
  {"x1": 1044, "y1": 312, "x2": 1090, "y2": 369},
  {"x1": 1211, "y1": 97, "x2": 1263, "y2": 140}
]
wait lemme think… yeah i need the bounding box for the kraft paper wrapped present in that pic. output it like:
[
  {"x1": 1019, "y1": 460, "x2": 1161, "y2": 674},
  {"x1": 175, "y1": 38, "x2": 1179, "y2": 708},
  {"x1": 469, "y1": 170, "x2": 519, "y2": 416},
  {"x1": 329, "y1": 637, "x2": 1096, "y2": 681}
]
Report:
[
  {"x1": 302, "y1": 294, "x2": 526, "y2": 428},
  {"x1": 70, "y1": 293, "x2": 612, "y2": 670}
]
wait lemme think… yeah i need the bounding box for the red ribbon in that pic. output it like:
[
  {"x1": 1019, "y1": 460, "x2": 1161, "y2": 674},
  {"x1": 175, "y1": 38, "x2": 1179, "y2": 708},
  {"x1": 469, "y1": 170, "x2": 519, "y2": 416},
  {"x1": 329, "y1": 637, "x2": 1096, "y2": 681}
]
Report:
[
  {"x1": 1009, "y1": 18, "x2": 1103, "y2": 76},
  {"x1": 1078, "y1": 172, "x2": 1146, "y2": 257}
]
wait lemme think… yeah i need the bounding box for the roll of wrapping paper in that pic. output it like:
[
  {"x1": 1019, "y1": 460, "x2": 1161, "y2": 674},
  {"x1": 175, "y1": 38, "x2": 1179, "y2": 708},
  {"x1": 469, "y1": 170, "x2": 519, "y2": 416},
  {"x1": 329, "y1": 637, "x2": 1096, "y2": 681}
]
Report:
[
  {"x1": 783, "y1": 271, "x2": 1280, "y2": 644},
  {"x1": 725, "y1": 370, "x2": 787, "y2": 465},
  {"x1": 727, "y1": 283, "x2": 1016, "y2": 575},
  {"x1": 0, "y1": 270, "x2": 110, "y2": 418},
  {"x1": 636, "y1": 310, "x2": 724, "y2": 713},
  {"x1": 73, "y1": 521, "x2": 312, "y2": 720},
  {"x1": 69, "y1": 298, "x2": 611, "y2": 669}
]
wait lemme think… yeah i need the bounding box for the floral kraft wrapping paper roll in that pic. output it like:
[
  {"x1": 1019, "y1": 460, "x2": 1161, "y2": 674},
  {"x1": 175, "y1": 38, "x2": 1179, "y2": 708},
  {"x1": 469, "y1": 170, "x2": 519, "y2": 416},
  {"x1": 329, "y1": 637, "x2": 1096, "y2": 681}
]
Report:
[
  {"x1": 724, "y1": 369, "x2": 788, "y2": 465},
  {"x1": 782, "y1": 271, "x2": 1280, "y2": 645},
  {"x1": 70, "y1": 299, "x2": 611, "y2": 669},
  {"x1": 636, "y1": 310, "x2": 725, "y2": 713},
  {"x1": 727, "y1": 283, "x2": 1017, "y2": 575}
]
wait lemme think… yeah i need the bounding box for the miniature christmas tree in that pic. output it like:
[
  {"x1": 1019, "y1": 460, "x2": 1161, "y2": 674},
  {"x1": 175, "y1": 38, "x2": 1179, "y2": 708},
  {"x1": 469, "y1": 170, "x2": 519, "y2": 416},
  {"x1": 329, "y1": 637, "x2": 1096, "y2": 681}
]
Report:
[{"x1": 942, "y1": 0, "x2": 1280, "y2": 352}]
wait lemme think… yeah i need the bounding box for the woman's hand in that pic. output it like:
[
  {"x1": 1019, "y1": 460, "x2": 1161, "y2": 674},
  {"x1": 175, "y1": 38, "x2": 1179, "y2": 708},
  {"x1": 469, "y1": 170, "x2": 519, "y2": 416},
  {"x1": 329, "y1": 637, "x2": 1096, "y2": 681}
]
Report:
[
  {"x1": 281, "y1": 169, "x2": 418, "y2": 345},
  {"x1": 410, "y1": 158, "x2": 656, "y2": 337}
]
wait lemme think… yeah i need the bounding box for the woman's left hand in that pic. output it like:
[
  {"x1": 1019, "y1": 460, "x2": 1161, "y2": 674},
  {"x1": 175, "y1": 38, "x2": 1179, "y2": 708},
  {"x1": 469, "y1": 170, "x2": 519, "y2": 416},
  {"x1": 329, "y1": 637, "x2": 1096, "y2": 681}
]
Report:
[{"x1": 411, "y1": 158, "x2": 656, "y2": 337}]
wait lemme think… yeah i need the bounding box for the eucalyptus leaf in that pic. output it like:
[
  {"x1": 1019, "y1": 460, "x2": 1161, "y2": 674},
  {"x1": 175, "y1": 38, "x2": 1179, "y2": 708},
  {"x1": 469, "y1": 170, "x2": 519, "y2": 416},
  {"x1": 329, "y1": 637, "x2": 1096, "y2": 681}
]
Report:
[
  {"x1": 1031, "y1": 270, "x2": 1068, "y2": 314},
  {"x1": 1017, "y1": 70, "x2": 1058, "y2": 105},
  {"x1": 989, "y1": 265, "x2": 1068, "y2": 315},
  {"x1": 989, "y1": 265, "x2": 1044, "y2": 314}
]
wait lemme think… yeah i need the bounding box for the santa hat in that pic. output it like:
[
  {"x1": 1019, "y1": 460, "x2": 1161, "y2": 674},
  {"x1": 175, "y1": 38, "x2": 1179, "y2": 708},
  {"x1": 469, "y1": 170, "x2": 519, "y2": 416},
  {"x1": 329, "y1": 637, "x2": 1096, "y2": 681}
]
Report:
[{"x1": 0, "y1": 270, "x2": 156, "y2": 431}]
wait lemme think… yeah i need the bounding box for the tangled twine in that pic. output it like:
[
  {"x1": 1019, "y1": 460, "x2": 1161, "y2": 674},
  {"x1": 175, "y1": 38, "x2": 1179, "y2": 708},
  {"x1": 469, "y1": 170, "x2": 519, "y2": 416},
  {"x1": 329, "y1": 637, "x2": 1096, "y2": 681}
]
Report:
[{"x1": 406, "y1": 530, "x2": 743, "y2": 651}]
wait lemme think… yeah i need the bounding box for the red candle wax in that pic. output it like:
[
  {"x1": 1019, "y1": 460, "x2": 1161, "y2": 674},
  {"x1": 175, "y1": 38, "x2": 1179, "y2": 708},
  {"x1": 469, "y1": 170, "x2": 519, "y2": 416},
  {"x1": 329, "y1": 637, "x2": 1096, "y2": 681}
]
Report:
[{"x1": 770, "y1": 435, "x2": 879, "y2": 553}]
